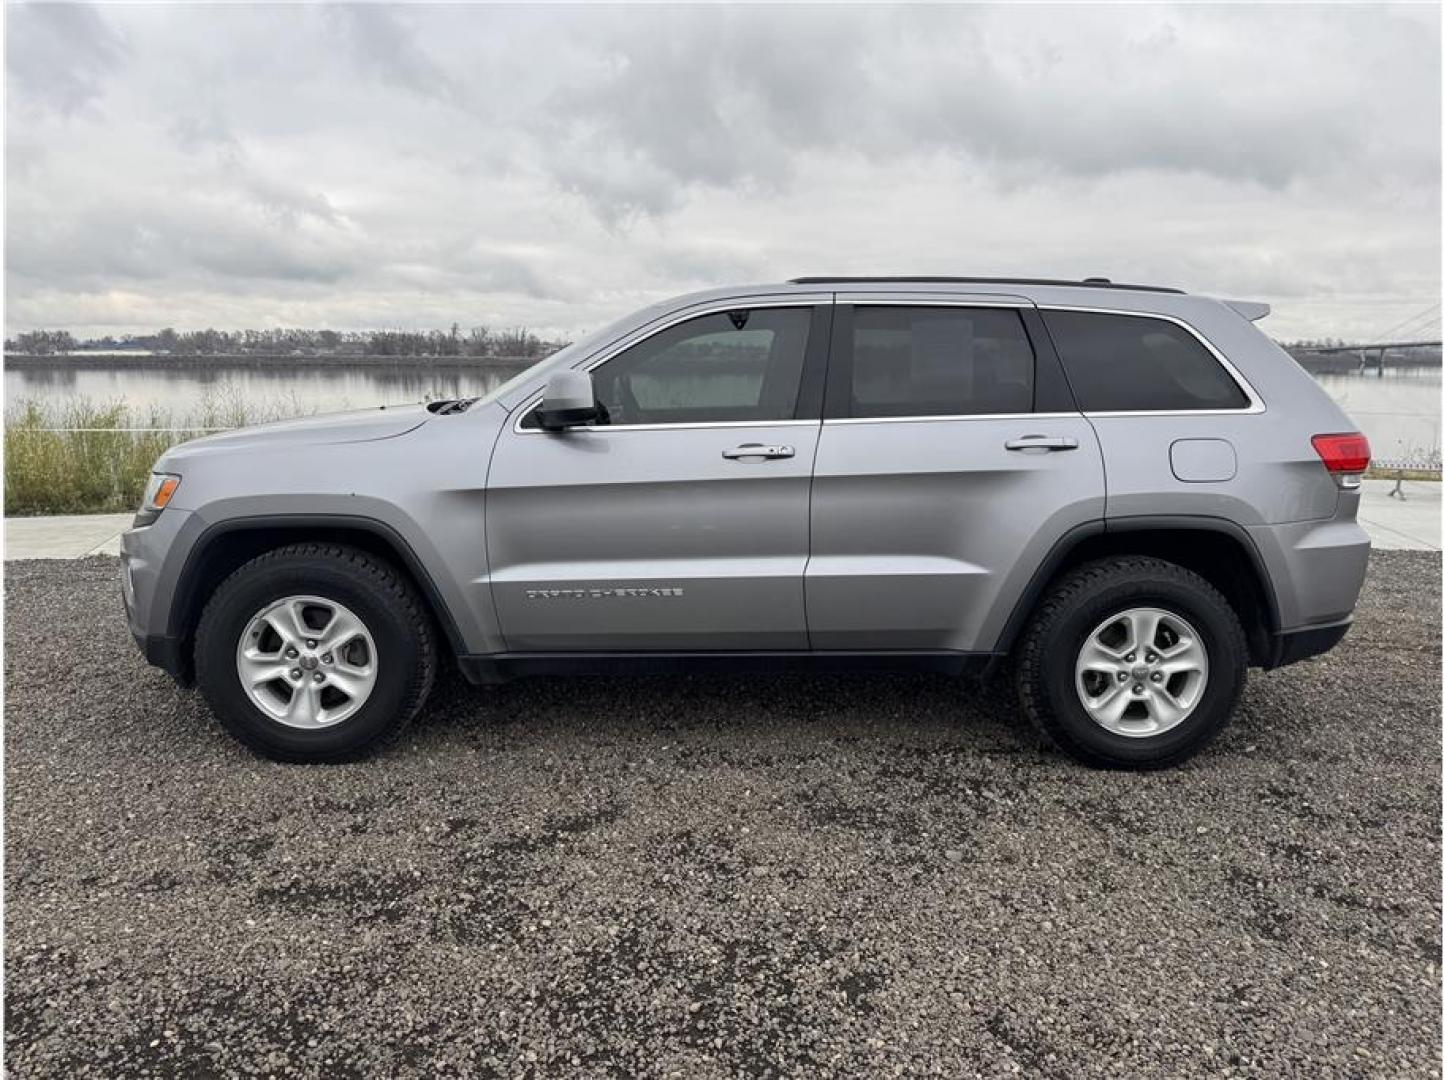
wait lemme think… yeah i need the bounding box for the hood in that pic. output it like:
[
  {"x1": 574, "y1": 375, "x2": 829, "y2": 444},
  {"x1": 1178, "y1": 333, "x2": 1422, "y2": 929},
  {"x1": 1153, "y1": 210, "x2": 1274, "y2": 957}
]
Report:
[{"x1": 163, "y1": 404, "x2": 430, "y2": 461}]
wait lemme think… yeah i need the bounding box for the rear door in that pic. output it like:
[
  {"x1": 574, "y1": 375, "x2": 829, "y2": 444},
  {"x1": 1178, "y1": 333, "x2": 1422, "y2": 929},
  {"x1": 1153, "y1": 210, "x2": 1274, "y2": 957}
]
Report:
[
  {"x1": 486, "y1": 299, "x2": 831, "y2": 652},
  {"x1": 806, "y1": 294, "x2": 1106, "y2": 653}
]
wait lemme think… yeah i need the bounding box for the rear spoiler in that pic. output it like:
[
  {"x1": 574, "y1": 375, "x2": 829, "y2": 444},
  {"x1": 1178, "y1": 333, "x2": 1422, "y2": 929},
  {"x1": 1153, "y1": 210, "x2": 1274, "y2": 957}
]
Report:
[{"x1": 1223, "y1": 299, "x2": 1270, "y2": 322}]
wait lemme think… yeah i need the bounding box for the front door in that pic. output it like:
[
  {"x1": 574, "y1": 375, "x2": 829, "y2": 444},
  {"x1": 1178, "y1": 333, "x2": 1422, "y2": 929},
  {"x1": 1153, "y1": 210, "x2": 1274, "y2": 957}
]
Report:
[
  {"x1": 486, "y1": 302, "x2": 830, "y2": 652},
  {"x1": 806, "y1": 297, "x2": 1106, "y2": 653}
]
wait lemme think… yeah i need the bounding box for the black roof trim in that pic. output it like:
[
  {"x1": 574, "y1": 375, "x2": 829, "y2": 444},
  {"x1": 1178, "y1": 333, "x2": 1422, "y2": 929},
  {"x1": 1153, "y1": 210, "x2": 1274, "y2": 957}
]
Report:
[{"x1": 787, "y1": 276, "x2": 1185, "y2": 295}]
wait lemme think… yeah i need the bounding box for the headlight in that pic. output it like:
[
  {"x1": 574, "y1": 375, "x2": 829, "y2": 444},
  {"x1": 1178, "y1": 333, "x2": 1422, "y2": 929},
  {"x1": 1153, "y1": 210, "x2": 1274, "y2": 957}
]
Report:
[{"x1": 134, "y1": 472, "x2": 181, "y2": 527}]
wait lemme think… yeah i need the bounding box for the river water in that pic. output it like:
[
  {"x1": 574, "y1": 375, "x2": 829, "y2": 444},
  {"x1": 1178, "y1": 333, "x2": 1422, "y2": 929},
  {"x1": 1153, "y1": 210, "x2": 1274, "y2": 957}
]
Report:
[
  {"x1": 3, "y1": 362, "x2": 519, "y2": 422},
  {"x1": 4, "y1": 359, "x2": 1440, "y2": 466}
]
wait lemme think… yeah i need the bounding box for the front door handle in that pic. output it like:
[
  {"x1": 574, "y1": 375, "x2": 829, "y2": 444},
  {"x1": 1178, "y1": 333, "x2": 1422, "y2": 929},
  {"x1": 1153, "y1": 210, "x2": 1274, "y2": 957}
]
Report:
[
  {"x1": 1005, "y1": 435, "x2": 1079, "y2": 452},
  {"x1": 722, "y1": 443, "x2": 796, "y2": 461}
]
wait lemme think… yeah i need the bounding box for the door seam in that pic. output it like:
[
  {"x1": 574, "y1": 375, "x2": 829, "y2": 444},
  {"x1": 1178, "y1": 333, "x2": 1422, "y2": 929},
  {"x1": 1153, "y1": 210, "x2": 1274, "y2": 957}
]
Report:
[{"x1": 801, "y1": 295, "x2": 835, "y2": 651}]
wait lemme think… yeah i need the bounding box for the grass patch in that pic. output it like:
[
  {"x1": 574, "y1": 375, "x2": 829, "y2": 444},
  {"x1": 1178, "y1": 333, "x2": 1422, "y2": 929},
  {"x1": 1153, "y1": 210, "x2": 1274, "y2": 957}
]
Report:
[{"x1": 4, "y1": 395, "x2": 302, "y2": 516}]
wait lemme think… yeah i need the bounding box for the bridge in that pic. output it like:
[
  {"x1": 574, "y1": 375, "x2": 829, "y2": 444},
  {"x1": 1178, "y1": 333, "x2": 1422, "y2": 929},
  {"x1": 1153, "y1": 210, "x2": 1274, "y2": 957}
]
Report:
[
  {"x1": 1288, "y1": 326, "x2": 1441, "y2": 487},
  {"x1": 1289, "y1": 340, "x2": 1442, "y2": 371},
  {"x1": 1296, "y1": 340, "x2": 1441, "y2": 354},
  {"x1": 1290, "y1": 298, "x2": 1443, "y2": 371}
]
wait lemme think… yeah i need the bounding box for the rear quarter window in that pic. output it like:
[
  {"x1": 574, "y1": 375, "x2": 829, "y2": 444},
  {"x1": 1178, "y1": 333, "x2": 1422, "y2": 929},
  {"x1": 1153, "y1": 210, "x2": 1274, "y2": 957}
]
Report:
[{"x1": 1043, "y1": 310, "x2": 1249, "y2": 412}]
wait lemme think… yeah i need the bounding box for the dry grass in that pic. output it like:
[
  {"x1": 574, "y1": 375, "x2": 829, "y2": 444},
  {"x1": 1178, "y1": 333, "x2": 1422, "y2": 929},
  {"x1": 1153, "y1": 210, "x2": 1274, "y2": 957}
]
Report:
[{"x1": 4, "y1": 395, "x2": 301, "y2": 516}]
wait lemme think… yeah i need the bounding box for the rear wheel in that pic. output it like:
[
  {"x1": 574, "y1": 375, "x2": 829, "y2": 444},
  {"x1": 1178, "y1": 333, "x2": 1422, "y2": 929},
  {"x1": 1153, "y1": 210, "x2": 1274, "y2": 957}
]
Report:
[
  {"x1": 194, "y1": 544, "x2": 436, "y2": 762},
  {"x1": 1014, "y1": 556, "x2": 1247, "y2": 769}
]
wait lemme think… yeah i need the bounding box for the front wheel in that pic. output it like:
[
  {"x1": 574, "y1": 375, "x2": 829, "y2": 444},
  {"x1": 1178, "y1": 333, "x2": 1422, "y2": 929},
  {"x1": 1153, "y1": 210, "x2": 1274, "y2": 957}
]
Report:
[
  {"x1": 194, "y1": 544, "x2": 437, "y2": 762},
  {"x1": 1014, "y1": 556, "x2": 1247, "y2": 769}
]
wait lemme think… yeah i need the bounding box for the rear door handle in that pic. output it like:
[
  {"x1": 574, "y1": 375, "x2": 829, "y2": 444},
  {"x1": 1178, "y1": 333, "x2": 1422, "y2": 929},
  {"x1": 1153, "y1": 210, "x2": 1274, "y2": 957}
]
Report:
[
  {"x1": 722, "y1": 443, "x2": 795, "y2": 461},
  {"x1": 1005, "y1": 435, "x2": 1079, "y2": 452}
]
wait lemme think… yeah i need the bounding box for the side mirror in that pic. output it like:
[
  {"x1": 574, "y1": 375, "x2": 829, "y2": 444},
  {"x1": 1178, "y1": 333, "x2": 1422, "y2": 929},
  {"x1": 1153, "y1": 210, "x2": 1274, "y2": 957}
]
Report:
[{"x1": 537, "y1": 369, "x2": 600, "y2": 431}]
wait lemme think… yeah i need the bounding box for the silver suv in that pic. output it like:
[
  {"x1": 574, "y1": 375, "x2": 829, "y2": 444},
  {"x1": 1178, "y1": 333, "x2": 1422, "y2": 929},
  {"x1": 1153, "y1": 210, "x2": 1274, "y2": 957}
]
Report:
[{"x1": 120, "y1": 277, "x2": 1372, "y2": 768}]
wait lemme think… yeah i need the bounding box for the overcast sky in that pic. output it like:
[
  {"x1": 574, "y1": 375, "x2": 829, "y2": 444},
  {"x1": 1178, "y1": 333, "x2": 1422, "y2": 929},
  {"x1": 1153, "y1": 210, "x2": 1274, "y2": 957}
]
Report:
[{"x1": 6, "y1": 3, "x2": 1440, "y2": 342}]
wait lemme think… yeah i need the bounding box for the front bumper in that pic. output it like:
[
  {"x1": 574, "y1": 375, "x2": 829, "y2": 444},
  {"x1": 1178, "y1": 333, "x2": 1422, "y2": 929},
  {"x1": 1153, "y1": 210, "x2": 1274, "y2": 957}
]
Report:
[
  {"x1": 119, "y1": 508, "x2": 195, "y2": 684},
  {"x1": 131, "y1": 630, "x2": 193, "y2": 685}
]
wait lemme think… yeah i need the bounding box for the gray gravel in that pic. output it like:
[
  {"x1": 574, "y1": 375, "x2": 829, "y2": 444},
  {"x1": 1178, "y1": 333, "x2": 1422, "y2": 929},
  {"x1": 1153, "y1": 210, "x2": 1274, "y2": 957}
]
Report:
[{"x1": 5, "y1": 552, "x2": 1440, "y2": 1077}]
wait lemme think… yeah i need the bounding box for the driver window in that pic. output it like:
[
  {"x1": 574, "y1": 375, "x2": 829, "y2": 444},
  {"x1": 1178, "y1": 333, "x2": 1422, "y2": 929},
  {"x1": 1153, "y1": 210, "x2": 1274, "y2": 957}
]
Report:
[{"x1": 585, "y1": 307, "x2": 812, "y2": 426}]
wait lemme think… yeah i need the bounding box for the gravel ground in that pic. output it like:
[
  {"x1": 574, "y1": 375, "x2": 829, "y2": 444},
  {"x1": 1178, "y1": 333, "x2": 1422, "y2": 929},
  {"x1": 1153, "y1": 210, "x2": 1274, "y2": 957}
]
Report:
[{"x1": 4, "y1": 552, "x2": 1440, "y2": 1077}]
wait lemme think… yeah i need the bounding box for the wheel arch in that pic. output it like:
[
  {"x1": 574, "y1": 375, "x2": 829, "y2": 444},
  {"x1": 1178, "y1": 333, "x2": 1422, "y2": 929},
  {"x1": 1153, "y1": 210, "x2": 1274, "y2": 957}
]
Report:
[
  {"x1": 995, "y1": 516, "x2": 1281, "y2": 668},
  {"x1": 166, "y1": 515, "x2": 467, "y2": 683}
]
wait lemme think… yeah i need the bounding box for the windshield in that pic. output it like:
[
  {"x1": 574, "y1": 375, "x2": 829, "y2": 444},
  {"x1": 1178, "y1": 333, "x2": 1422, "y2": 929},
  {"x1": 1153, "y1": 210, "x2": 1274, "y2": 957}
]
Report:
[
  {"x1": 475, "y1": 309, "x2": 650, "y2": 408},
  {"x1": 474, "y1": 356, "x2": 554, "y2": 407}
]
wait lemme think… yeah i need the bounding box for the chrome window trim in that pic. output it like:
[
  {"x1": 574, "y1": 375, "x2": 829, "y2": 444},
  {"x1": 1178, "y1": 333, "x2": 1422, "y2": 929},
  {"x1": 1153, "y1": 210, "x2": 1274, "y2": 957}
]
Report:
[
  {"x1": 530, "y1": 419, "x2": 820, "y2": 434},
  {"x1": 826, "y1": 411, "x2": 1083, "y2": 426},
  {"x1": 1036, "y1": 304, "x2": 1266, "y2": 416},
  {"x1": 511, "y1": 297, "x2": 1265, "y2": 431},
  {"x1": 512, "y1": 298, "x2": 826, "y2": 435}
]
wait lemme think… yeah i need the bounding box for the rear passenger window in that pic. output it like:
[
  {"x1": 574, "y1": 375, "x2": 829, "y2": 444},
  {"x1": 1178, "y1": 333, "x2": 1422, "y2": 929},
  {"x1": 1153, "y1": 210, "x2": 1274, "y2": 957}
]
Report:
[
  {"x1": 1043, "y1": 310, "x2": 1249, "y2": 412},
  {"x1": 847, "y1": 307, "x2": 1034, "y2": 417}
]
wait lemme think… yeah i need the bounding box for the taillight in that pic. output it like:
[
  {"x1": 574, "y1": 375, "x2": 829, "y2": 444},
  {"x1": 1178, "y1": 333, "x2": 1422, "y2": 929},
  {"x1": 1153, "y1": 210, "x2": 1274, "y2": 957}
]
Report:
[{"x1": 1311, "y1": 432, "x2": 1371, "y2": 478}]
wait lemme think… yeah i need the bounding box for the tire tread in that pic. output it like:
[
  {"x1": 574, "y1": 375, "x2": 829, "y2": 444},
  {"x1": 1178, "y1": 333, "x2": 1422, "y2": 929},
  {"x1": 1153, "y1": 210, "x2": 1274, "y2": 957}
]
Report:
[
  {"x1": 1014, "y1": 555, "x2": 1247, "y2": 770},
  {"x1": 194, "y1": 543, "x2": 436, "y2": 763}
]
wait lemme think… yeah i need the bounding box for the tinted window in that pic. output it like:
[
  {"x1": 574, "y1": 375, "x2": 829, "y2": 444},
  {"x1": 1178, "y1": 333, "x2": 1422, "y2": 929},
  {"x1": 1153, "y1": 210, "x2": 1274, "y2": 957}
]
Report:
[
  {"x1": 586, "y1": 308, "x2": 811, "y2": 426},
  {"x1": 1044, "y1": 310, "x2": 1249, "y2": 412},
  {"x1": 847, "y1": 307, "x2": 1034, "y2": 418}
]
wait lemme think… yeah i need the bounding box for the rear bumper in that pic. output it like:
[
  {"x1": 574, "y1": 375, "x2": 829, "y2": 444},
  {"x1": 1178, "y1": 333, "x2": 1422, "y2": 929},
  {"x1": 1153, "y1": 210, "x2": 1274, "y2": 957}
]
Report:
[
  {"x1": 1246, "y1": 515, "x2": 1367, "y2": 670},
  {"x1": 1263, "y1": 618, "x2": 1352, "y2": 670},
  {"x1": 1247, "y1": 517, "x2": 1370, "y2": 629}
]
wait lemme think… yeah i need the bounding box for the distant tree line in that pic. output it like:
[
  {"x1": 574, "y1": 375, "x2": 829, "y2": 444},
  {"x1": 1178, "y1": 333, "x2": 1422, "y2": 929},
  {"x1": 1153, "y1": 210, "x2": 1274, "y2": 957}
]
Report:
[
  {"x1": 4, "y1": 324, "x2": 568, "y2": 359},
  {"x1": 7, "y1": 330, "x2": 78, "y2": 355},
  {"x1": 1280, "y1": 337, "x2": 1440, "y2": 352},
  {"x1": 1278, "y1": 337, "x2": 1351, "y2": 350}
]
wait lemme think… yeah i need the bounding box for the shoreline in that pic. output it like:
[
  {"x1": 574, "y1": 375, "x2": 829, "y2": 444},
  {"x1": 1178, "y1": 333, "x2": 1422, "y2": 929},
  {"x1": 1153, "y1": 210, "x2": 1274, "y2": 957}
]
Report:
[
  {"x1": 5, "y1": 352, "x2": 1440, "y2": 375},
  {"x1": 3, "y1": 353, "x2": 541, "y2": 371},
  {"x1": 1290, "y1": 353, "x2": 1442, "y2": 373}
]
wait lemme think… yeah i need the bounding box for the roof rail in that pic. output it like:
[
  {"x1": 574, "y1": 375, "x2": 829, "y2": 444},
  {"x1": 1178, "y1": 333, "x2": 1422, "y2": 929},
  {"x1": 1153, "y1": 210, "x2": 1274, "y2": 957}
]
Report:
[{"x1": 787, "y1": 275, "x2": 1185, "y2": 295}]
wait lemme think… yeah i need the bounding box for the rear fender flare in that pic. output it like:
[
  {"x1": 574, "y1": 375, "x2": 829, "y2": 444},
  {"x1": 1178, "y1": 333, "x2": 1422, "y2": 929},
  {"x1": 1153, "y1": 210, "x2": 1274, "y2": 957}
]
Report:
[{"x1": 991, "y1": 515, "x2": 1282, "y2": 656}]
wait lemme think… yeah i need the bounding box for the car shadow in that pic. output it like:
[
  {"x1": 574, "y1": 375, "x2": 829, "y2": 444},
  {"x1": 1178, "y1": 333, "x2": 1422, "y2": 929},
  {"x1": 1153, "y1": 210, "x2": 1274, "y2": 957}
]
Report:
[{"x1": 418, "y1": 666, "x2": 1034, "y2": 754}]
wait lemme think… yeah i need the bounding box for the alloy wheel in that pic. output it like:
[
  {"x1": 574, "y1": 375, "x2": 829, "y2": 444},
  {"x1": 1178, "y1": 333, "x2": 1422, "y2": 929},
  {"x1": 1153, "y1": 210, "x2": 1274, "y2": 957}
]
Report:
[
  {"x1": 1073, "y1": 606, "x2": 1209, "y2": 737},
  {"x1": 235, "y1": 595, "x2": 378, "y2": 729}
]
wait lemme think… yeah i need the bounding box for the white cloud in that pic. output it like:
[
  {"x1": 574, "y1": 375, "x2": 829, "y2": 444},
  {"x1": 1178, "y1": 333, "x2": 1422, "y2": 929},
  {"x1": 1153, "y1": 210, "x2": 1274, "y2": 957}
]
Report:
[{"x1": 5, "y1": 2, "x2": 1439, "y2": 341}]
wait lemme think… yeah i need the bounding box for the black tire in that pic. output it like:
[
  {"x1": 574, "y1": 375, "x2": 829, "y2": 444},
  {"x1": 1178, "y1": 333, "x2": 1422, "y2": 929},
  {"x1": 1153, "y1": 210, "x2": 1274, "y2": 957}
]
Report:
[
  {"x1": 194, "y1": 543, "x2": 437, "y2": 763},
  {"x1": 1014, "y1": 556, "x2": 1247, "y2": 770}
]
